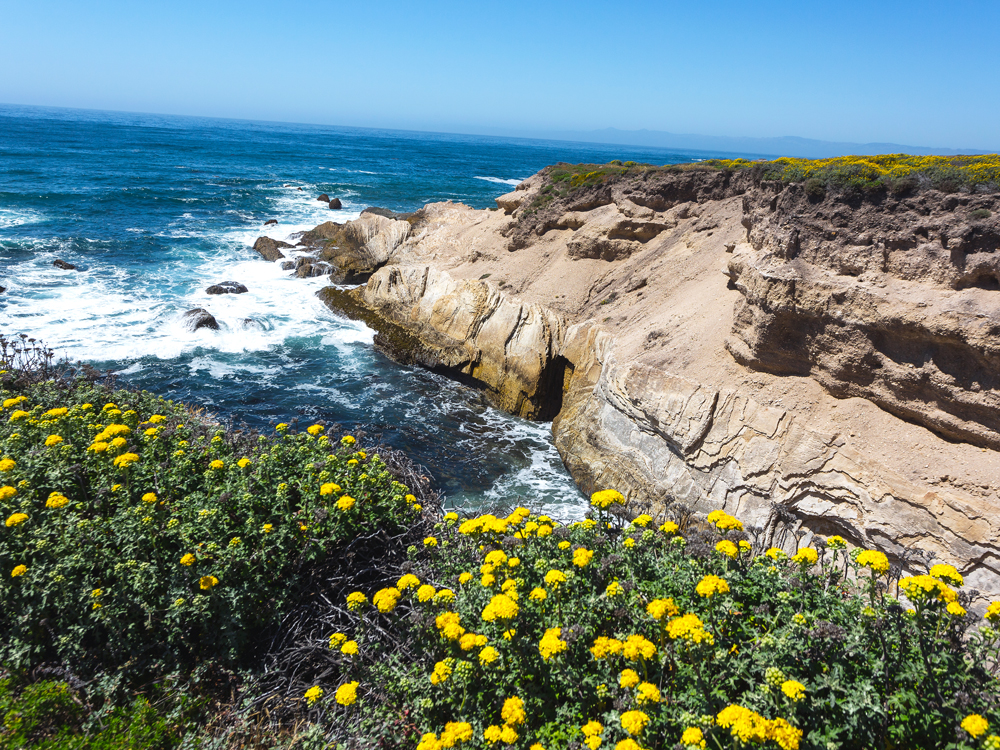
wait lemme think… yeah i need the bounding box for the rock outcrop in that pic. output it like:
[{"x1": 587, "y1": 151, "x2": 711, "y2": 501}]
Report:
[
  {"x1": 309, "y1": 164, "x2": 1000, "y2": 594},
  {"x1": 184, "y1": 308, "x2": 220, "y2": 331},
  {"x1": 206, "y1": 281, "x2": 248, "y2": 295},
  {"x1": 53, "y1": 259, "x2": 77, "y2": 271},
  {"x1": 253, "y1": 237, "x2": 292, "y2": 262}
]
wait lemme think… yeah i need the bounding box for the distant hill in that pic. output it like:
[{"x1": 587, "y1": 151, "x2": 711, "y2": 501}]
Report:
[{"x1": 519, "y1": 127, "x2": 988, "y2": 159}]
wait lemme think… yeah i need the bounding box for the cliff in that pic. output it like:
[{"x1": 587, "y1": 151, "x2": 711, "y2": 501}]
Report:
[{"x1": 272, "y1": 158, "x2": 1000, "y2": 594}]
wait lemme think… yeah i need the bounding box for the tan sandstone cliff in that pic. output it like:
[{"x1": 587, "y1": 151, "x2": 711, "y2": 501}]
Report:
[{"x1": 281, "y1": 165, "x2": 1000, "y2": 595}]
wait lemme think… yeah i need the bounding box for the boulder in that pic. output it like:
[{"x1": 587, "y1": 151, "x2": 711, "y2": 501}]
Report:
[
  {"x1": 281, "y1": 261, "x2": 295, "y2": 271},
  {"x1": 329, "y1": 198, "x2": 342, "y2": 209},
  {"x1": 362, "y1": 206, "x2": 412, "y2": 221},
  {"x1": 184, "y1": 308, "x2": 220, "y2": 331},
  {"x1": 53, "y1": 259, "x2": 77, "y2": 271},
  {"x1": 294, "y1": 258, "x2": 333, "y2": 278},
  {"x1": 253, "y1": 236, "x2": 293, "y2": 262},
  {"x1": 297, "y1": 187, "x2": 304, "y2": 191},
  {"x1": 264, "y1": 219, "x2": 278, "y2": 226},
  {"x1": 0, "y1": 286, "x2": 5, "y2": 294},
  {"x1": 205, "y1": 281, "x2": 249, "y2": 295},
  {"x1": 317, "y1": 193, "x2": 330, "y2": 202}
]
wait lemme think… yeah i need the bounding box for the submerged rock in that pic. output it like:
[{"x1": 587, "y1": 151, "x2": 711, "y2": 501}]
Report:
[
  {"x1": 253, "y1": 236, "x2": 293, "y2": 262},
  {"x1": 329, "y1": 198, "x2": 342, "y2": 209},
  {"x1": 184, "y1": 308, "x2": 220, "y2": 331},
  {"x1": 264, "y1": 219, "x2": 278, "y2": 226},
  {"x1": 53, "y1": 259, "x2": 77, "y2": 271},
  {"x1": 206, "y1": 281, "x2": 248, "y2": 295},
  {"x1": 317, "y1": 193, "x2": 330, "y2": 202}
]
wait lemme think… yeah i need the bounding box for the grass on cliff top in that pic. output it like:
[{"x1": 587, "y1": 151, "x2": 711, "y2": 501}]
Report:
[
  {"x1": 531, "y1": 155, "x2": 1000, "y2": 209},
  {"x1": 703, "y1": 154, "x2": 1000, "y2": 193}
]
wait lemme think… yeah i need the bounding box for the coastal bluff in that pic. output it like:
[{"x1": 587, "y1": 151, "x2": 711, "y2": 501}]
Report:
[{"x1": 274, "y1": 159, "x2": 1000, "y2": 594}]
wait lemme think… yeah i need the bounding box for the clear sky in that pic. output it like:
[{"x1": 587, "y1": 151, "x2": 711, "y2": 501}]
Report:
[{"x1": 2, "y1": 0, "x2": 998, "y2": 151}]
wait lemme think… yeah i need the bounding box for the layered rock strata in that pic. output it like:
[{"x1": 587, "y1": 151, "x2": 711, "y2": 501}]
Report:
[{"x1": 302, "y1": 165, "x2": 1000, "y2": 594}]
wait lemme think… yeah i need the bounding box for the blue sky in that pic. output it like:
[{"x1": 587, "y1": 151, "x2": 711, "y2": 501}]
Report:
[{"x1": 2, "y1": 0, "x2": 998, "y2": 150}]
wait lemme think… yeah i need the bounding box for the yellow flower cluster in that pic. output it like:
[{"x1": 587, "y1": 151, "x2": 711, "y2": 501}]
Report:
[
  {"x1": 482, "y1": 594, "x2": 519, "y2": 622},
  {"x1": 335, "y1": 681, "x2": 358, "y2": 706},
  {"x1": 418, "y1": 722, "x2": 474, "y2": 750},
  {"x1": 45, "y1": 492, "x2": 69, "y2": 508},
  {"x1": 5, "y1": 512, "x2": 28, "y2": 527},
  {"x1": 899, "y1": 575, "x2": 957, "y2": 604},
  {"x1": 695, "y1": 575, "x2": 730, "y2": 598},
  {"x1": 716, "y1": 705, "x2": 802, "y2": 750},
  {"x1": 856, "y1": 549, "x2": 889, "y2": 574},
  {"x1": 646, "y1": 598, "x2": 679, "y2": 620},
  {"x1": 538, "y1": 627, "x2": 567, "y2": 660},
  {"x1": 706, "y1": 509, "x2": 743, "y2": 531},
  {"x1": 590, "y1": 489, "x2": 625, "y2": 509},
  {"x1": 374, "y1": 587, "x2": 401, "y2": 613},
  {"x1": 929, "y1": 563, "x2": 963, "y2": 587},
  {"x1": 667, "y1": 613, "x2": 714, "y2": 645},
  {"x1": 791, "y1": 548, "x2": 817, "y2": 566}
]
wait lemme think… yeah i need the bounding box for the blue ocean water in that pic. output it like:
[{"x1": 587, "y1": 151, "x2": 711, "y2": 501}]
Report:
[{"x1": 0, "y1": 104, "x2": 727, "y2": 517}]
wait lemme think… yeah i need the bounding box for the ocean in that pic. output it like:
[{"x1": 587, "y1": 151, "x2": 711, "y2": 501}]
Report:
[{"x1": 0, "y1": 104, "x2": 727, "y2": 518}]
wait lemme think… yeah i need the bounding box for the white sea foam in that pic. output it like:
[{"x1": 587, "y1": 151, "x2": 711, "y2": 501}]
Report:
[
  {"x1": 473, "y1": 176, "x2": 524, "y2": 186},
  {"x1": 0, "y1": 208, "x2": 45, "y2": 230}
]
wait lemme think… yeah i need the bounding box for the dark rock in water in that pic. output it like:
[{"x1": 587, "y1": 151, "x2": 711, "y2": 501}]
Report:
[
  {"x1": 329, "y1": 198, "x2": 342, "y2": 209},
  {"x1": 184, "y1": 308, "x2": 220, "y2": 331},
  {"x1": 0, "y1": 286, "x2": 5, "y2": 294},
  {"x1": 297, "y1": 187, "x2": 304, "y2": 191},
  {"x1": 294, "y1": 257, "x2": 333, "y2": 278},
  {"x1": 253, "y1": 236, "x2": 293, "y2": 262},
  {"x1": 362, "y1": 206, "x2": 413, "y2": 221},
  {"x1": 317, "y1": 193, "x2": 330, "y2": 202},
  {"x1": 206, "y1": 281, "x2": 249, "y2": 295},
  {"x1": 281, "y1": 261, "x2": 295, "y2": 271},
  {"x1": 53, "y1": 259, "x2": 77, "y2": 271},
  {"x1": 264, "y1": 219, "x2": 278, "y2": 226}
]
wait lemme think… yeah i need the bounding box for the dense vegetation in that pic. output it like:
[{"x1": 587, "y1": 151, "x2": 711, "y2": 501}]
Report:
[
  {"x1": 703, "y1": 154, "x2": 1000, "y2": 194},
  {"x1": 4, "y1": 335, "x2": 1000, "y2": 749},
  {"x1": 523, "y1": 154, "x2": 1000, "y2": 215}
]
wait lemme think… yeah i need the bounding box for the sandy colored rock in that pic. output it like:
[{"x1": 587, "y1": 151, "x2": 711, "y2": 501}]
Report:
[{"x1": 314, "y1": 168, "x2": 1000, "y2": 594}]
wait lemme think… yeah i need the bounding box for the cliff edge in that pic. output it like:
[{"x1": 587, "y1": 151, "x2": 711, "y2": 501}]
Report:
[{"x1": 299, "y1": 158, "x2": 1000, "y2": 594}]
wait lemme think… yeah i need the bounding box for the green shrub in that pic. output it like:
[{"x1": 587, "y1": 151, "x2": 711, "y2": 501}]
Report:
[
  {"x1": 318, "y1": 498, "x2": 1000, "y2": 750},
  {"x1": 971, "y1": 208, "x2": 993, "y2": 220},
  {"x1": 0, "y1": 373, "x2": 421, "y2": 706}
]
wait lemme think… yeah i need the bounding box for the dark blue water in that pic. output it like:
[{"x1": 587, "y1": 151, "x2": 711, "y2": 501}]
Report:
[{"x1": 0, "y1": 104, "x2": 729, "y2": 516}]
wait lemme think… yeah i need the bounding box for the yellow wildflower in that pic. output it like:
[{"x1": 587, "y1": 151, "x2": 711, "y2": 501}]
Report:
[
  {"x1": 781, "y1": 679, "x2": 806, "y2": 701},
  {"x1": 667, "y1": 613, "x2": 713, "y2": 644},
  {"x1": 45, "y1": 435, "x2": 63, "y2": 447},
  {"x1": 696, "y1": 574, "x2": 730, "y2": 598},
  {"x1": 619, "y1": 668, "x2": 640, "y2": 688},
  {"x1": 479, "y1": 646, "x2": 499, "y2": 665},
  {"x1": 424, "y1": 536, "x2": 438, "y2": 547},
  {"x1": 482, "y1": 593, "x2": 519, "y2": 621},
  {"x1": 335, "y1": 681, "x2": 358, "y2": 705},
  {"x1": 320, "y1": 482, "x2": 341, "y2": 495},
  {"x1": 417, "y1": 584, "x2": 437, "y2": 602},
  {"x1": 237, "y1": 457, "x2": 251, "y2": 468},
  {"x1": 341, "y1": 640, "x2": 358, "y2": 655},
  {"x1": 142, "y1": 492, "x2": 157, "y2": 504},
  {"x1": 209, "y1": 459, "x2": 224, "y2": 470},
  {"x1": 930, "y1": 563, "x2": 964, "y2": 587},
  {"x1": 12, "y1": 565, "x2": 27, "y2": 577},
  {"x1": 680, "y1": 727, "x2": 705, "y2": 749},
  {"x1": 636, "y1": 682, "x2": 661, "y2": 705},
  {"x1": 501, "y1": 696, "x2": 526, "y2": 726},
  {"x1": 826, "y1": 535, "x2": 847, "y2": 549},
  {"x1": 622, "y1": 634, "x2": 656, "y2": 660},
  {"x1": 716, "y1": 540, "x2": 738, "y2": 559},
  {"x1": 792, "y1": 548, "x2": 818, "y2": 565},
  {"x1": 46, "y1": 492, "x2": 69, "y2": 509},
  {"x1": 346, "y1": 591, "x2": 367, "y2": 609},
  {"x1": 113, "y1": 452, "x2": 139, "y2": 468},
  {"x1": 544, "y1": 569, "x2": 567, "y2": 588},
  {"x1": 430, "y1": 660, "x2": 452, "y2": 685},
  {"x1": 856, "y1": 549, "x2": 890, "y2": 574},
  {"x1": 5, "y1": 512, "x2": 28, "y2": 527},
  {"x1": 304, "y1": 686, "x2": 323, "y2": 705},
  {"x1": 373, "y1": 587, "x2": 401, "y2": 612},
  {"x1": 646, "y1": 598, "x2": 679, "y2": 620},
  {"x1": 948, "y1": 601, "x2": 967, "y2": 617},
  {"x1": 538, "y1": 627, "x2": 568, "y2": 660},
  {"x1": 397, "y1": 573, "x2": 421, "y2": 590},
  {"x1": 620, "y1": 710, "x2": 649, "y2": 736},
  {"x1": 180, "y1": 553, "x2": 196, "y2": 566},
  {"x1": 199, "y1": 575, "x2": 219, "y2": 590},
  {"x1": 0, "y1": 458, "x2": 15, "y2": 472},
  {"x1": 590, "y1": 636, "x2": 623, "y2": 659},
  {"x1": 337, "y1": 495, "x2": 356, "y2": 511},
  {"x1": 459, "y1": 572, "x2": 473, "y2": 584},
  {"x1": 0, "y1": 486, "x2": 16, "y2": 501},
  {"x1": 591, "y1": 489, "x2": 625, "y2": 508},
  {"x1": 963, "y1": 714, "x2": 990, "y2": 738}
]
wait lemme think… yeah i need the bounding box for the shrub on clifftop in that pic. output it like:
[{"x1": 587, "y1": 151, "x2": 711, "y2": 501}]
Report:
[{"x1": 319, "y1": 495, "x2": 1000, "y2": 750}]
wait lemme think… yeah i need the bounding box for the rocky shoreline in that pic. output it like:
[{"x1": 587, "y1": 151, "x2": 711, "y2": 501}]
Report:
[{"x1": 256, "y1": 162, "x2": 1000, "y2": 595}]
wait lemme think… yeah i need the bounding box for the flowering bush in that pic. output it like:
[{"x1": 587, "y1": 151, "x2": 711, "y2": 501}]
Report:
[
  {"x1": 315, "y1": 495, "x2": 1000, "y2": 750},
  {"x1": 0, "y1": 373, "x2": 422, "y2": 705}
]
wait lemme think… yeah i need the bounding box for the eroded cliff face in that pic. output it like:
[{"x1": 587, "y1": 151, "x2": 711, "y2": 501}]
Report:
[
  {"x1": 729, "y1": 184, "x2": 1000, "y2": 449},
  {"x1": 306, "y1": 165, "x2": 1000, "y2": 594}
]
